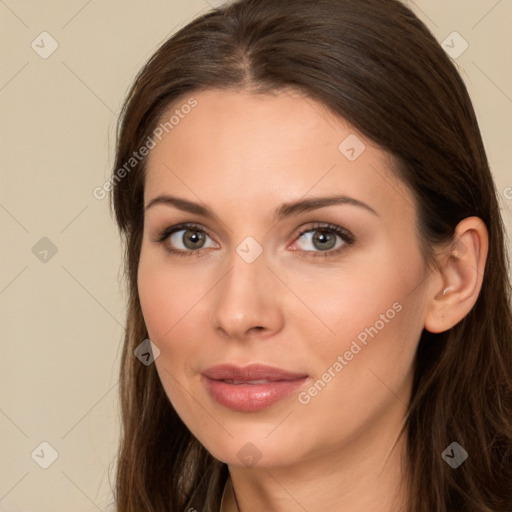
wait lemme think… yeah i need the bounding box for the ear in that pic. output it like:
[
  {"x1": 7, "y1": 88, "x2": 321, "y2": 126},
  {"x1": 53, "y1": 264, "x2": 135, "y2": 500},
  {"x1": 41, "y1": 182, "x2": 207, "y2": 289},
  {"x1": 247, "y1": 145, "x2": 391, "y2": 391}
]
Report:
[{"x1": 424, "y1": 217, "x2": 489, "y2": 334}]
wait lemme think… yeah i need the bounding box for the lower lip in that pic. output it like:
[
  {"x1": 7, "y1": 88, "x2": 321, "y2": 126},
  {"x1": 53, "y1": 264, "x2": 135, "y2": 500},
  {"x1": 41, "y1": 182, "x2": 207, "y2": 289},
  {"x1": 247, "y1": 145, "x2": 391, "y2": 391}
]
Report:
[{"x1": 201, "y1": 376, "x2": 308, "y2": 412}]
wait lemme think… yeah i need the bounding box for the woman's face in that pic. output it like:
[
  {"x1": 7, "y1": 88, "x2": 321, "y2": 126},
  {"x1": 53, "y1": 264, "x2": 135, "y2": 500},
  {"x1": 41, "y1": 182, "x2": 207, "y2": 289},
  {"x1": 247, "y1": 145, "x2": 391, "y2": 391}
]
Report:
[{"x1": 138, "y1": 88, "x2": 432, "y2": 467}]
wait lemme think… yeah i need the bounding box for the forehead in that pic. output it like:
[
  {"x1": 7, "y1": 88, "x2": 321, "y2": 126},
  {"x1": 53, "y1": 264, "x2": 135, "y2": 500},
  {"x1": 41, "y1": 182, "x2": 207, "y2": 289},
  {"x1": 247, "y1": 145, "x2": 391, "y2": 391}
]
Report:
[{"x1": 143, "y1": 88, "x2": 414, "y2": 221}]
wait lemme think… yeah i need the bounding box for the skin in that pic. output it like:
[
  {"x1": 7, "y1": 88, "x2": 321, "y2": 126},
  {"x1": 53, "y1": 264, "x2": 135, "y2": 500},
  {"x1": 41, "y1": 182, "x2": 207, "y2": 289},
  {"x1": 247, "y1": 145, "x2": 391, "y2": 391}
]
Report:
[{"x1": 138, "y1": 88, "x2": 488, "y2": 512}]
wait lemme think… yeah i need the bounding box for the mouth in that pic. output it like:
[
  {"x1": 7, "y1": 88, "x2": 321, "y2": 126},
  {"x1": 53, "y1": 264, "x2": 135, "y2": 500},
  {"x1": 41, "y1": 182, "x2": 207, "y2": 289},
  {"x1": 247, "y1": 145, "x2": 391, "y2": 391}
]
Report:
[
  {"x1": 201, "y1": 363, "x2": 309, "y2": 412},
  {"x1": 219, "y1": 379, "x2": 282, "y2": 385}
]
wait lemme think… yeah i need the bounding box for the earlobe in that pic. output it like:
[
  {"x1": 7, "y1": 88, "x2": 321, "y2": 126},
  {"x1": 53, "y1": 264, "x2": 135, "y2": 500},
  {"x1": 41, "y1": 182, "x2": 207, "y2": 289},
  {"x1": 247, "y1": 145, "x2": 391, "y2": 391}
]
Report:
[{"x1": 424, "y1": 217, "x2": 489, "y2": 334}]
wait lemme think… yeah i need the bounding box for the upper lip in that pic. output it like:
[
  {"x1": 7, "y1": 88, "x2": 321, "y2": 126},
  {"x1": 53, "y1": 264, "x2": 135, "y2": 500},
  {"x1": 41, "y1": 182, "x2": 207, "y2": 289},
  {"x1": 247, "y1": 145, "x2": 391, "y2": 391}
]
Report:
[{"x1": 202, "y1": 363, "x2": 308, "y2": 381}]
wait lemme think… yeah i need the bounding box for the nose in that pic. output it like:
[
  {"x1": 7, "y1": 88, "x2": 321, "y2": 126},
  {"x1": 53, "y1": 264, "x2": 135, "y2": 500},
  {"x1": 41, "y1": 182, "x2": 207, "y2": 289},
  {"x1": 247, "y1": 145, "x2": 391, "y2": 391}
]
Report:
[{"x1": 210, "y1": 251, "x2": 285, "y2": 341}]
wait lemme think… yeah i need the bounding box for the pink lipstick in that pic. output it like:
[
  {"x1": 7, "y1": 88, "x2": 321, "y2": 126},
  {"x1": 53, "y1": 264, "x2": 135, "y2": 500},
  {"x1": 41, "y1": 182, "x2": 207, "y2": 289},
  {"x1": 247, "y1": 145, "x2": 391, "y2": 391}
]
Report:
[{"x1": 201, "y1": 363, "x2": 309, "y2": 412}]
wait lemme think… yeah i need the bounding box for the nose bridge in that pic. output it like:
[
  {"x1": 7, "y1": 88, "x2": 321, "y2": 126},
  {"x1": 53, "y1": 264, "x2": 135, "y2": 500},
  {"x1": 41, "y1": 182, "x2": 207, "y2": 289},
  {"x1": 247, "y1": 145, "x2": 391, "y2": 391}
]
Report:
[{"x1": 210, "y1": 244, "x2": 283, "y2": 339}]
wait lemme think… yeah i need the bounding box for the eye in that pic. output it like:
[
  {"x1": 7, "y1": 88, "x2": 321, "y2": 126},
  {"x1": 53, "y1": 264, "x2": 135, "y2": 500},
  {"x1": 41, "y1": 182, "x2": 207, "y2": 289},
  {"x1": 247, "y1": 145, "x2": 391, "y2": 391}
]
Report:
[
  {"x1": 155, "y1": 222, "x2": 355, "y2": 258},
  {"x1": 290, "y1": 223, "x2": 354, "y2": 256},
  {"x1": 156, "y1": 223, "x2": 218, "y2": 255}
]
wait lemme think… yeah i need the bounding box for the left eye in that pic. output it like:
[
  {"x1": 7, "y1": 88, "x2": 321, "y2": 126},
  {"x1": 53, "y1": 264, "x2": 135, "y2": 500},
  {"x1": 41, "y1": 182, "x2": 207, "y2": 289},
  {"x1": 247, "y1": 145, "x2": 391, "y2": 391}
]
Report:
[{"x1": 292, "y1": 227, "x2": 348, "y2": 252}]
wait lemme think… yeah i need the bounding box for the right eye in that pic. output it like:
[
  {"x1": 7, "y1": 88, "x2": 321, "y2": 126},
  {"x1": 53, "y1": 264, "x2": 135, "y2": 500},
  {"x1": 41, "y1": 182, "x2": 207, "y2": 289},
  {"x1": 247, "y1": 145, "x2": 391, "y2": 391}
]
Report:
[{"x1": 157, "y1": 223, "x2": 218, "y2": 255}]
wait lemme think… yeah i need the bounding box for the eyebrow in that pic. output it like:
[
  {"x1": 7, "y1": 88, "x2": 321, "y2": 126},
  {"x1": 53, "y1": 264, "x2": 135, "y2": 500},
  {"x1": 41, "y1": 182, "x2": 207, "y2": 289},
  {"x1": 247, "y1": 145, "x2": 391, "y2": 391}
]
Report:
[{"x1": 144, "y1": 194, "x2": 379, "y2": 221}]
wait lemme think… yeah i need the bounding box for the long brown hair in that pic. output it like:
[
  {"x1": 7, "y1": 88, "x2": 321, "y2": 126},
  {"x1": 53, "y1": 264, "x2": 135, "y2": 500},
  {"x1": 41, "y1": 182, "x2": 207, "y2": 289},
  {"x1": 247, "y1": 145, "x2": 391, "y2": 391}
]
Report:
[{"x1": 110, "y1": 0, "x2": 512, "y2": 510}]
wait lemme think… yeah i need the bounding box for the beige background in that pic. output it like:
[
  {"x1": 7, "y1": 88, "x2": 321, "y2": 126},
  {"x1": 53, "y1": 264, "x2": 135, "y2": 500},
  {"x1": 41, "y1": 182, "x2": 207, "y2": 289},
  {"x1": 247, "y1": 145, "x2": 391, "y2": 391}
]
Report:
[{"x1": 0, "y1": 1, "x2": 511, "y2": 510}]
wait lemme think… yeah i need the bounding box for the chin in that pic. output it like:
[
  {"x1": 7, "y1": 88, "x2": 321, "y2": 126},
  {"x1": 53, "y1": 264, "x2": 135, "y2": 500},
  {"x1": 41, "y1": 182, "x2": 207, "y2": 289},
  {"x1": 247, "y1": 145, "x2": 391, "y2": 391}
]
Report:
[{"x1": 197, "y1": 431, "x2": 306, "y2": 469}]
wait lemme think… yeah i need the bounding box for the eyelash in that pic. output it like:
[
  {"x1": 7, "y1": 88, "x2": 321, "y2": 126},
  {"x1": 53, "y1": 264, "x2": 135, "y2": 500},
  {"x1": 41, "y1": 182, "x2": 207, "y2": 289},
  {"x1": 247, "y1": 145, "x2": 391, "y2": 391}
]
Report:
[{"x1": 154, "y1": 222, "x2": 355, "y2": 258}]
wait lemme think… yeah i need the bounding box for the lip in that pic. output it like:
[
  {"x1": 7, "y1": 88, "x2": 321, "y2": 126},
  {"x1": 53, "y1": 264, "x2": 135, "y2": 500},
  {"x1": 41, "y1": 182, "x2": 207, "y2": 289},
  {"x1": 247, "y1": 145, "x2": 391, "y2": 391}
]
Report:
[{"x1": 201, "y1": 364, "x2": 309, "y2": 412}]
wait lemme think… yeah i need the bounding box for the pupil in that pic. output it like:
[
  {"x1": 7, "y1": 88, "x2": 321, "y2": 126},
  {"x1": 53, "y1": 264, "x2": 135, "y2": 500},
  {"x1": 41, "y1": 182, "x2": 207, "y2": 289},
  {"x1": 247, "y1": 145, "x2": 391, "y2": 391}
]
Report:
[
  {"x1": 313, "y1": 230, "x2": 335, "y2": 250},
  {"x1": 184, "y1": 229, "x2": 205, "y2": 249}
]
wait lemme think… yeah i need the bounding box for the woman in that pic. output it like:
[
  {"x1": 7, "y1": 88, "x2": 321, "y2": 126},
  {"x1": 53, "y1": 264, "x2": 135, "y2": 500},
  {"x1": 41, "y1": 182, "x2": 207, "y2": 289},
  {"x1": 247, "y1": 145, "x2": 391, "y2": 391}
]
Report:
[{"x1": 110, "y1": 0, "x2": 512, "y2": 510}]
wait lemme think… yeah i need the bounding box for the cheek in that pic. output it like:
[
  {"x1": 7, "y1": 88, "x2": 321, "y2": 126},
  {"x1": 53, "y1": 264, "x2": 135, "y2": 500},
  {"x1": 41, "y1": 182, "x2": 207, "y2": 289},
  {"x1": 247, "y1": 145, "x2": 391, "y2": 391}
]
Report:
[
  {"x1": 137, "y1": 251, "x2": 206, "y2": 342},
  {"x1": 285, "y1": 256, "x2": 419, "y2": 355},
  {"x1": 289, "y1": 250, "x2": 426, "y2": 407},
  {"x1": 289, "y1": 291, "x2": 422, "y2": 460},
  {"x1": 293, "y1": 259, "x2": 425, "y2": 424},
  {"x1": 137, "y1": 251, "x2": 213, "y2": 389},
  {"x1": 138, "y1": 257, "x2": 205, "y2": 424},
  {"x1": 295, "y1": 302, "x2": 420, "y2": 446}
]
